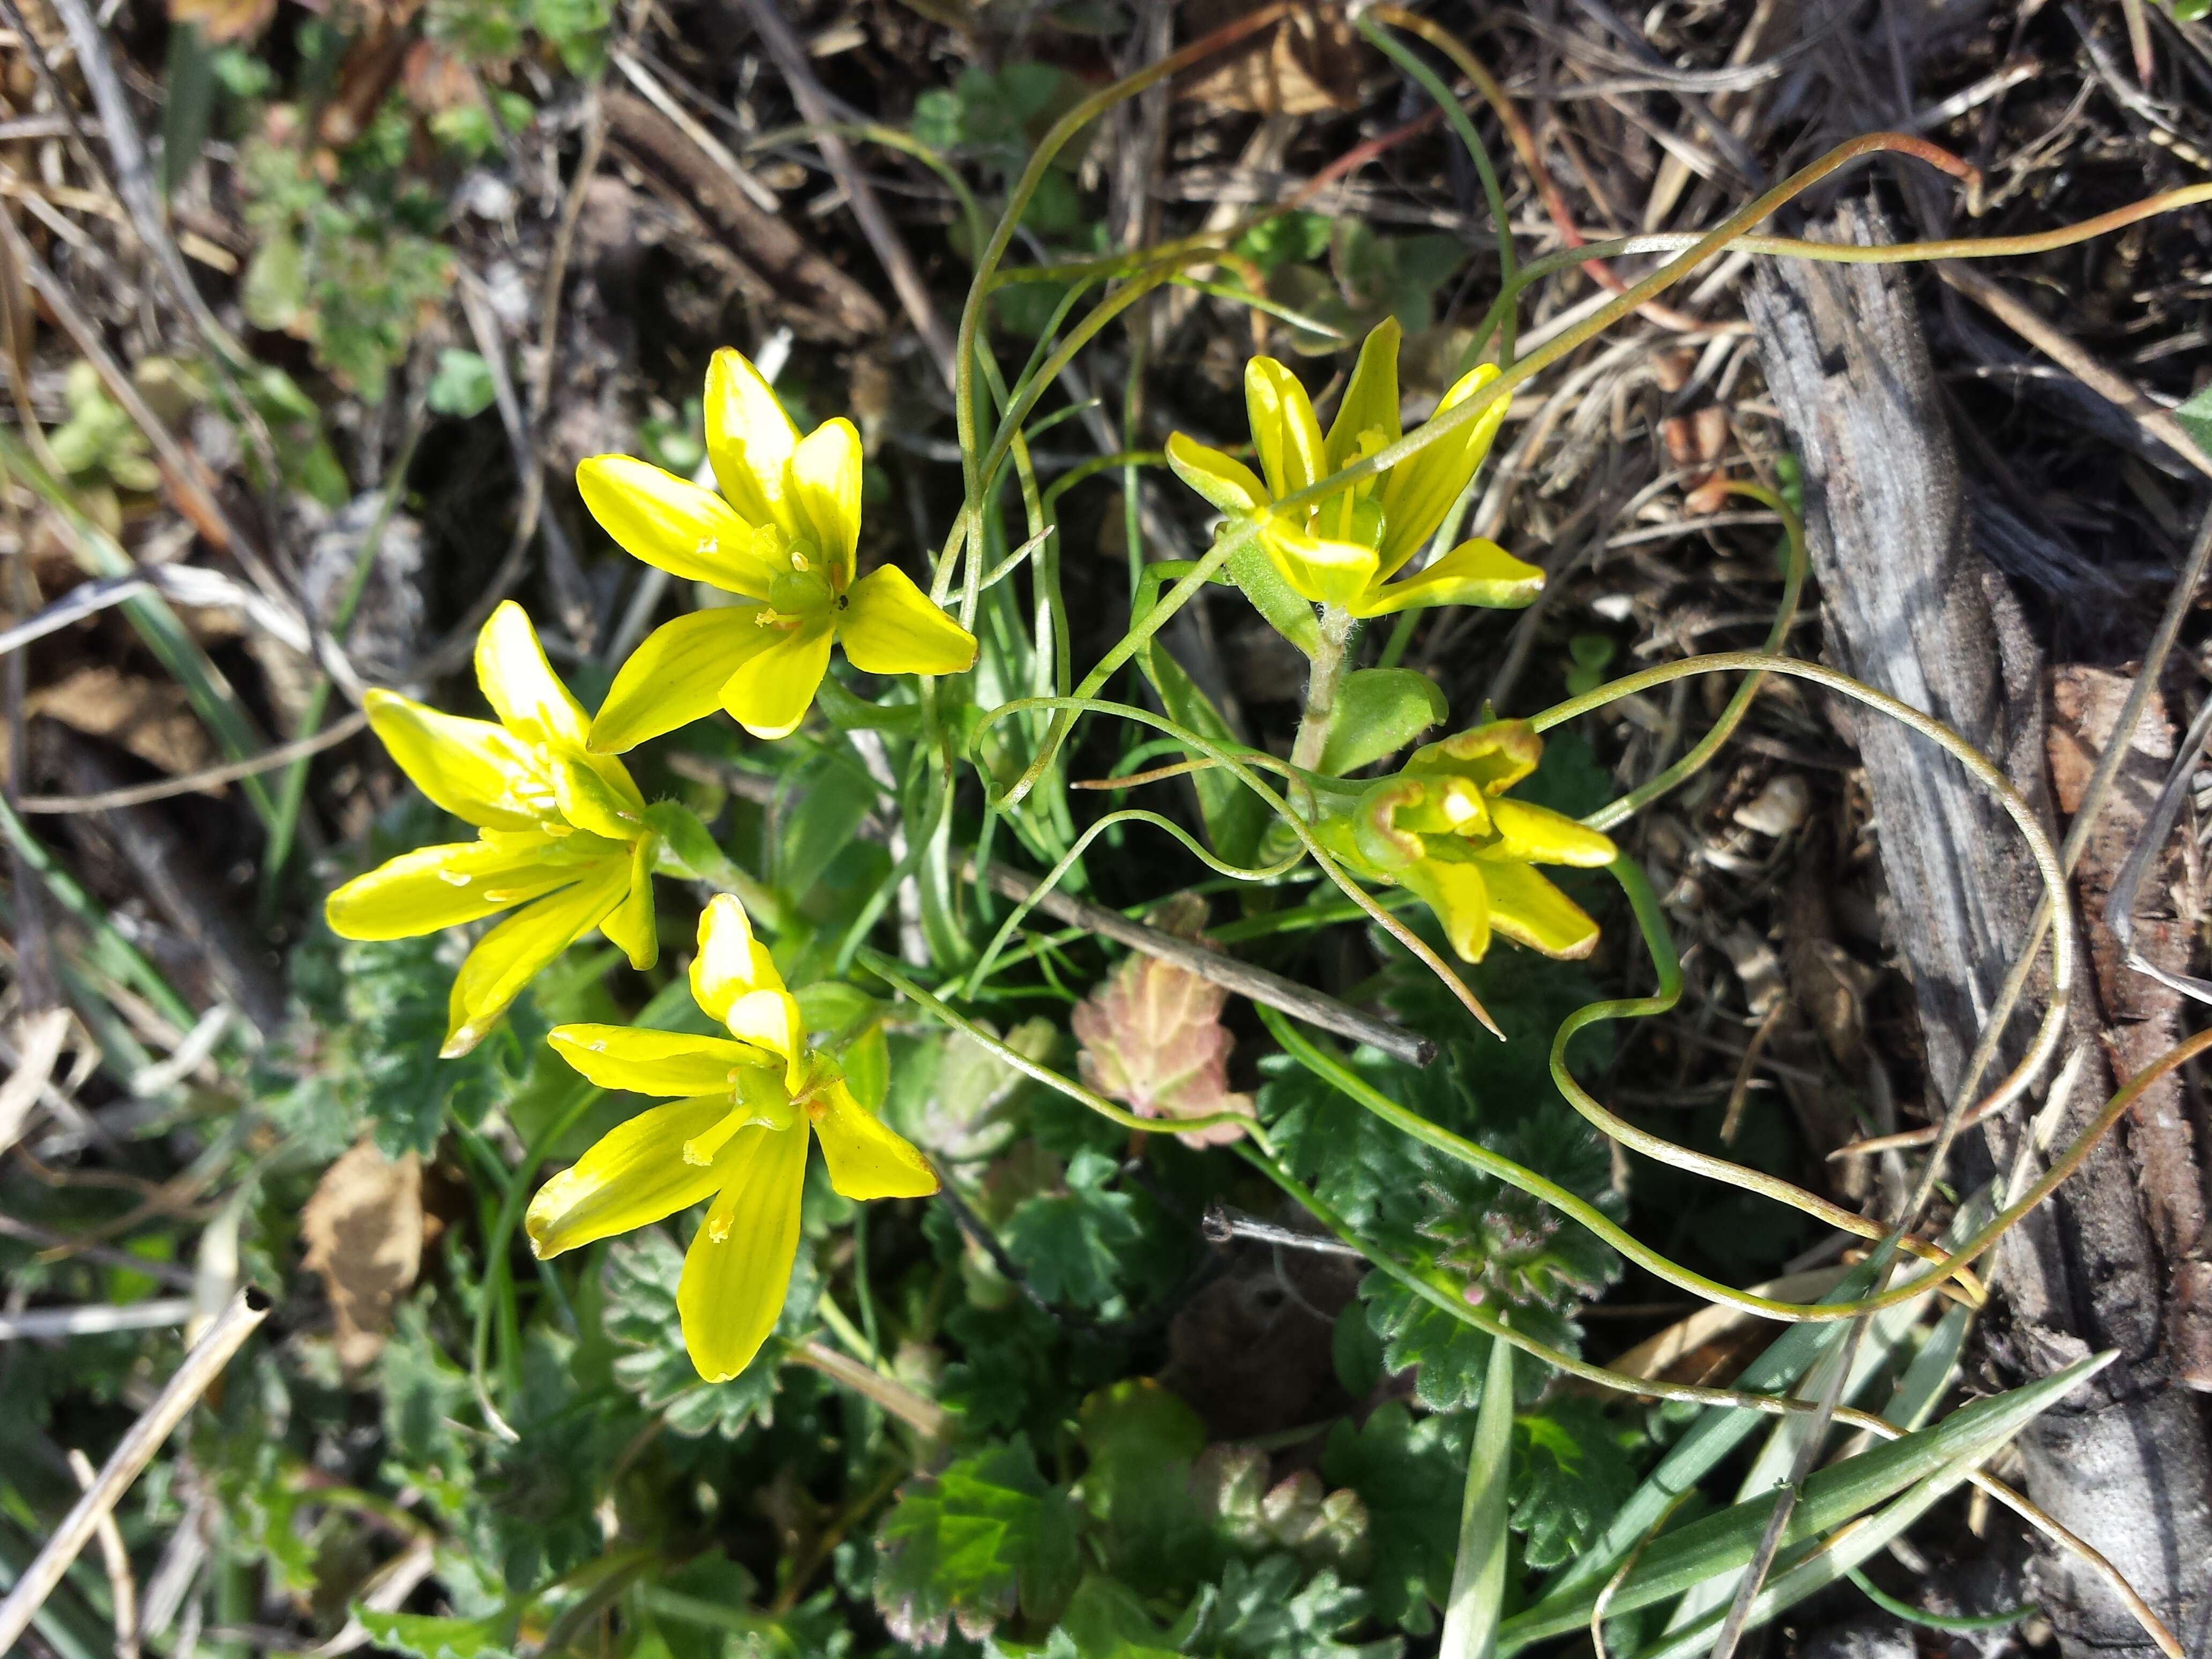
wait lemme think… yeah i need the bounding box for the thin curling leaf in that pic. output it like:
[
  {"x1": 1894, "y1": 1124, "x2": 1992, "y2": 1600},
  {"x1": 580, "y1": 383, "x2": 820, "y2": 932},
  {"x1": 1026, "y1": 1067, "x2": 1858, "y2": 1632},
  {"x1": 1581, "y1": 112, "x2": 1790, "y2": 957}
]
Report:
[{"x1": 1072, "y1": 914, "x2": 1256, "y2": 1147}]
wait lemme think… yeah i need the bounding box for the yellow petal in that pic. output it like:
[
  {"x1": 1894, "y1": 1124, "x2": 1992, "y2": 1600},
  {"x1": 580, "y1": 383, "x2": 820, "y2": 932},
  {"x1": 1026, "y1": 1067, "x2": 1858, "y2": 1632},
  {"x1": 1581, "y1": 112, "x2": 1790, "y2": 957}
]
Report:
[
  {"x1": 1378, "y1": 364, "x2": 1509, "y2": 576},
  {"x1": 1400, "y1": 851, "x2": 1492, "y2": 963},
  {"x1": 1245, "y1": 356, "x2": 1326, "y2": 500},
  {"x1": 524, "y1": 1094, "x2": 734, "y2": 1259},
  {"x1": 788, "y1": 417, "x2": 863, "y2": 586},
  {"x1": 810, "y1": 1077, "x2": 938, "y2": 1200},
  {"x1": 720, "y1": 617, "x2": 833, "y2": 741},
  {"x1": 444, "y1": 856, "x2": 631, "y2": 1056},
  {"x1": 690, "y1": 892, "x2": 787, "y2": 1018},
  {"x1": 547, "y1": 749, "x2": 646, "y2": 843},
  {"x1": 1483, "y1": 799, "x2": 1617, "y2": 869},
  {"x1": 475, "y1": 601, "x2": 591, "y2": 751},
  {"x1": 1325, "y1": 318, "x2": 1403, "y2": 473},
  {"x1": 678, "y1": 1122, "x2": 808, "y2": 1380},
  {"x1": 596, "y1": 834, "x2": 660, "y2": 969},
  {"x1": 1164, "y1": 432, "x2": 1268, "y2": 516},
  {"x1": 364, "y1": 688, "x2": 550, "y2": 830},
  {"x1": 1409, "y1": 720, "x2": 1542, "y2": 797},
  {"x1": 577, "y1": 453, "x2": 779, "y2": 595},
  {"x1": 838, "y1": 564, "x2": 977, "y2": 676},
  {"x1": 591, "y1": 607, "x2": 780, "y2": 753},
  {"x1": 1477, "y1": 859, "x2": 1601, "y2": 959},
  {"x1": 1259, "y1": 515, "x2": 1380, "y2": 610},
  {"x1": 1349, "y1": 538, "x2": 1543, "y2": 618},
  {"x1": 547, "y1": 1025, "x2": 771, "y2": 1096},
  {"x1": 704, "y1": 346, "x2": 800, "y2": 537},
  {"x1": 324, "y1": 834, "x2": 578, "y2": 939}
]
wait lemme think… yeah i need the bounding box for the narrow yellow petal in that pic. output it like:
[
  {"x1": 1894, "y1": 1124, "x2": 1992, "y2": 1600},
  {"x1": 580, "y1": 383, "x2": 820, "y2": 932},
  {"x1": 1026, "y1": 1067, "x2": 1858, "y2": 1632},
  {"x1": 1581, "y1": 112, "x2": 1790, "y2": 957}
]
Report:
[
  {"x1": 1324, "y1": 317, "x2": 1403, "y2": 473},
  {"x1": 1164, "y1": 432, "x2": 1268, "y2": 517},
  {"x1": 838, "y1": 564, "x2": 977, "y2": 676},
  {"x1": 1349, "y1": 538, "x2": 1543, "y2": 619},
  {"x1": 364, "y1": 689, "x2": 549, "y2": 830},
  {"x1": 1477, "y1": 859, "x2": 1601, "y2": 959},
  {"x1": 788, "y1": 417, "x2": 863, "y2": 586},
  {"x1": 690, "y1": 893, "x2": 787, "y2": 1021},
  {"x1": 1259, "y1": 516, "x2": 1380, "y2": 610},
  {"x1": 324, "y1": 834, "x2": 577, "y2": 940},
  {"x1": 591, "y1": 607, "x2": 779, "y2": 753},
  {"x1": 719, "y1": 618, "x2": 832, "y2": 741},
  {"x1": 810, "y1": 1078, "x2": 938, "y2": 1200},
  {"x1": 678, "y1": 1122, "x2": 809, "y2": 1381},
  {"x1": 524, "y1": 1095, "x2": 734, "y2": 1259},
  {"x1": 547, "y1": 1025, "x2": 771, "y2": 1096},
  {"x1": 1378, "y1": 364, "x2": 1509, "y2": 574},
  {"x1": 443, "y1": 857, "x2": 630, "y2": 1056},
  {"x1": 1400, "y1": 852, "x2": 1492, "y2": 963},
  {"x1": 1245, "y1": 356, "x2": 1326, "y2": 500},
  {"x1": 549, "y1": 750, "x2": 646, "y2": 842},
  {"x1": 475, "y1": 601, "x2": 591, "y2": 751},
  {"x1": 1482, "y1": 799, "x2": 1617, "y2": 869},
  {"x1": 703, "y1": 346, "x2": 800, "y2": 537},
  {"x1": 1409, "y1": 720, "x2": 1543, "y2": 797},
  {"x1": 577, "y1": 454, "x2": 779, "y2": 595},
  {"x1": 596, "y1": 834, "x2": 660, "y2": 969}
]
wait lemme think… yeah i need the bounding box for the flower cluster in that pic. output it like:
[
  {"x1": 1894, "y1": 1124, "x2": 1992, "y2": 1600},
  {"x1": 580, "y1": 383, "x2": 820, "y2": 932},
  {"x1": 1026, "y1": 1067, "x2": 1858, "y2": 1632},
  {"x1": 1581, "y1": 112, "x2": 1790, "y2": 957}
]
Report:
[
  {"x1": 527, "y1": 896, "x2": 935, "y2": 1380},
  {"x1": 1317, "y1": 720, "x2": 1617, "y2": 962},
  {"x1": 323, "y1": 325, "x2": 1613, "y2": 1386},
  {"x1": 1166, "y1": 317, "x2": 1543, "y2": 619}
]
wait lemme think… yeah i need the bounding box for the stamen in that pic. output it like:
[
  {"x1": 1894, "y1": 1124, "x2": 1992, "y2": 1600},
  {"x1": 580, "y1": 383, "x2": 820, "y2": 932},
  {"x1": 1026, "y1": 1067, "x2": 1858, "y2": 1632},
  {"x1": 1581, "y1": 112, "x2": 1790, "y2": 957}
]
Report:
[{"x1": 682, "y1": 1103, "x2": 751, "y2": 1167}]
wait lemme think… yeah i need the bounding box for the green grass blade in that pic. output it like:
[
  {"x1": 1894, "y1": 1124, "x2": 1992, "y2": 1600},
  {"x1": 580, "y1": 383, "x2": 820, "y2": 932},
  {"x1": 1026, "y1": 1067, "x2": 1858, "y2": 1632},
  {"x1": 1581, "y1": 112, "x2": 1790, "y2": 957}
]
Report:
[
  {"x1": 1497, "y1": 1349, "x2": 2112, "y2": 1652},
  {"x1": 1439, "y1": 1334, "x2": 1513, "y2": 1659}
]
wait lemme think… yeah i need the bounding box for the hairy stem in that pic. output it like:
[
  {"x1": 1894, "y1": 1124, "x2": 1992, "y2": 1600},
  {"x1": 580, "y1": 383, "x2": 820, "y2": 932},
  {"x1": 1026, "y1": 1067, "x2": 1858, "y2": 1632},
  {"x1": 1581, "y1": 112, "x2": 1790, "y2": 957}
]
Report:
[{"x1": 1289, "y1": 604, "x2": 1356, "y2": 782}]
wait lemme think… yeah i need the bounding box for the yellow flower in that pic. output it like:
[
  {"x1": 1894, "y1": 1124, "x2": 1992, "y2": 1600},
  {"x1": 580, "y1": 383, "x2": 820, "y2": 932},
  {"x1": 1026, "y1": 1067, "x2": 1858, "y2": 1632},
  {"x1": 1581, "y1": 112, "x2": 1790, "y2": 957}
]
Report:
[
  {"x1": 526, "y1": 895, "x2": 937, "y2": 1381},
  {"x1": 1165, "y1": 317, "x2": 1543, "y2": 618},
  {"x1": 576, "y1": 348, "x2": 978, "y2": 749},
  {"x1": 324, "y1": 601, "x2": 659, "y2": 1057},
  {"x1": 1334, "y1": 720, "x2": 1617, "y2": 962}
]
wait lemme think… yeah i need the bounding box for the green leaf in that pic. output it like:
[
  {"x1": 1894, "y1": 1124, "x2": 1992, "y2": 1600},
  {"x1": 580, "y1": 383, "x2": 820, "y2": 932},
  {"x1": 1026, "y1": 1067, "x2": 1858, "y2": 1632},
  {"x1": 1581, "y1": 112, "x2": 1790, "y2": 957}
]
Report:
[
  {"x1": 1509, "y1": 1401, "x2": 1638, "y2": 1571},
  {"x1": 1003, "y1": 1146, "x2": 1140, "y2": 1309},
  {"x1": 1055, "y1": 1574, "x2": 1187, "y2": 1658},
  {"x1": 2175, "y1": 380, "x2": 2212, "y2": 457},
  {"x1": 1139, "y1": 640, "x2": 1269, "y2": 868},
  {"x1": 1195, "y1": 1554, "x2": 1400, "y2": 1659},
  {"x1": 872, "y1": 1436, "x2": 1082, "y2": 1645},
  {"x1": 1319, "y1": 669, "x2": 1448, "y2": 775},
  {"x1": 1497, "y1": 1349, "x2": 2115, "y2": 1650},
  {"x1": 1189, "y1": 1444, "x2": 1370, "y2": 1577},
  {"x1": 1075, "y1": 1379, "x2": 1214, "y2": 1594},
  {"x1": 426, "y1": 349, "x2": 498, "y2": 418},
  {"x1": 352, "y1": 1609, "x2": 518, "y2": 1659},
  {"x1": 1322, "y1": 1404, "x2": 1469, "y2": 1634},
  {"x1": 773, "y1": 748, "x2": 882, "y2": 902},
  {"x1": 242, "y1": 228, "x2": 309, "y2": 332}
]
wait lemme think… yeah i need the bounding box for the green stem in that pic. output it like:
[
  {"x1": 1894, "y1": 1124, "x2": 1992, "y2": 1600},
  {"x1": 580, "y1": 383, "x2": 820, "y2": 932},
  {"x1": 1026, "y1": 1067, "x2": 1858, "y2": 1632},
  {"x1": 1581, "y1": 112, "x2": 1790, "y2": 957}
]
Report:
[{"x1": 1288, "y1": 604, "x2": 1356, "y2": 781}]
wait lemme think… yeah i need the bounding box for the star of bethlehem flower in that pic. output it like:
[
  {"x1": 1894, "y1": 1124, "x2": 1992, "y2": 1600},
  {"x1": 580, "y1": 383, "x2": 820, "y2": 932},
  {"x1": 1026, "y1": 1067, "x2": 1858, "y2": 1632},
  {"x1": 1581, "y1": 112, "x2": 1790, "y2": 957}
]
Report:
[
  {"x1": 1322, "y1": 720, "x2": 1618, "y2": 963},
  {"x1": 526, "y1": 894, "x2": 937, "y2": 1381},
  {"x1": 324, "y1": 601, "x2": 657, "y2": 1057},
  {"x1": 577, "y1": 347, "x2": 977, "y2": 749},
  {"x1": 1165, "y1": 316, "x2": 1544, "y2": 618}
]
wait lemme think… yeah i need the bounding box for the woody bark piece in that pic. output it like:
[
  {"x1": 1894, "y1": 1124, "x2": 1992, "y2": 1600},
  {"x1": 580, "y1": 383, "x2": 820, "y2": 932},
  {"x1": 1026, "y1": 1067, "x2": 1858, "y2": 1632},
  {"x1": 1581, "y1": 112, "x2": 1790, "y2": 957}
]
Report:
[
  {"x1": 2046, "y1": 666, "x2": 2212, "y2": 1390},
  {"x1": 1748, "y1": 201, "x2": 2212, "y2": 1659},
  {"x1": 603, "y1": 92, "x2": 888, "y2": 345}
]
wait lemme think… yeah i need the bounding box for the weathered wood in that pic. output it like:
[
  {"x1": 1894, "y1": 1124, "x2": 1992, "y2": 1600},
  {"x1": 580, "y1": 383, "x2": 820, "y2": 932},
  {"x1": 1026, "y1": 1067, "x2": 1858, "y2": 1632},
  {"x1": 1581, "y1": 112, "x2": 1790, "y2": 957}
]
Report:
[{"x1": 1747, "y1": 203, "x2": 2212, "y2": 1658}]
